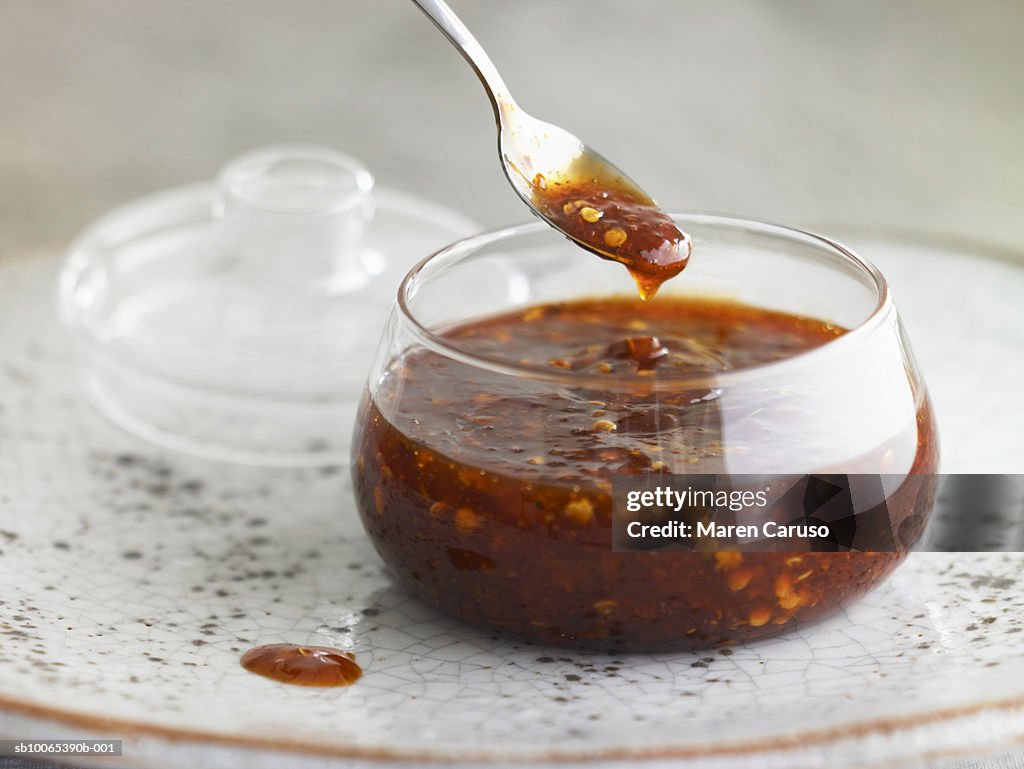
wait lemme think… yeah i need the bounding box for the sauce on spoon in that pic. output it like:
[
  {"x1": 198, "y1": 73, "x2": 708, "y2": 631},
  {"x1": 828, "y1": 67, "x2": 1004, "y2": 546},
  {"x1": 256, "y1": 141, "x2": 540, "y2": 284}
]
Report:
[{"x1": 529, "y1": 155, "x2": 691, "y2": 300}]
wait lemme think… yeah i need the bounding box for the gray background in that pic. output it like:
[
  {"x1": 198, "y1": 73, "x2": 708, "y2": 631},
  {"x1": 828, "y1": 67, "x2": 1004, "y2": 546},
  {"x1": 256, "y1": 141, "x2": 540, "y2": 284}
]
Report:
[{"x1": 1, "y1": 0, "x2": 1022, "y2": 258}]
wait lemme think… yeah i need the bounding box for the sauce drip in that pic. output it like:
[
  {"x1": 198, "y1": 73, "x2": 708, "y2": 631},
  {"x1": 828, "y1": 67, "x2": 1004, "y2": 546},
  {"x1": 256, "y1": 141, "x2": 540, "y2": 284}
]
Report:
[
  {"x1": 240, "y1": 644, "x2": 362, "y2": 687},
  {"x1": 605, "y1": 335, "x2": 670, "y2": 370},
  {"x1": 530, "y1": 157, "x2": 690, "y2": 300}
]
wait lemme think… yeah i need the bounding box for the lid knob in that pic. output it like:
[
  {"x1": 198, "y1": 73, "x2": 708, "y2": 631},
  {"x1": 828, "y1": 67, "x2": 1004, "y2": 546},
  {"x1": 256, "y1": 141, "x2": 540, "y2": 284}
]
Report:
[{"x1": 215, "y1": 144, "x2": 376, "y2": 294}]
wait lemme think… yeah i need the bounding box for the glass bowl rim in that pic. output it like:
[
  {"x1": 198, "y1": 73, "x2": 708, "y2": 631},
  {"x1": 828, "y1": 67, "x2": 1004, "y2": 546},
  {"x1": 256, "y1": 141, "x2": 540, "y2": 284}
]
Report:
[{"x1": 396, "y1": 212, "x2": 892, "y2": 389}]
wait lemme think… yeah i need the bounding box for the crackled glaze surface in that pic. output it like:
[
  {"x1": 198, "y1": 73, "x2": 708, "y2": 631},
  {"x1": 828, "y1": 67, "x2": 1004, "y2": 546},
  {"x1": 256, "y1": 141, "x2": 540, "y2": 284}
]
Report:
[{"x1": 0, "y1": 237, "x2": 1023, "y2": 768}]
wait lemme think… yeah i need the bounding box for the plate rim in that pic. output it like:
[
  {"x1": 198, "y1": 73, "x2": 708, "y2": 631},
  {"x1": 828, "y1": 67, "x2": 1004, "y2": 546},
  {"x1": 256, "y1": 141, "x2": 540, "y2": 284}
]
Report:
[{"x1": 4, "y1": 686, "x2": 1024, "y2": 764}]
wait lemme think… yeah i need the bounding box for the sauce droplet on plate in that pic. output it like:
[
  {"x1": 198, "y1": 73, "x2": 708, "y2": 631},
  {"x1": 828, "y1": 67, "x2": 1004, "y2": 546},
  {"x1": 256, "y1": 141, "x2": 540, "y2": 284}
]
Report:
[{"x1": 240, "y1": 643, "x2": 362, "y2": 687}]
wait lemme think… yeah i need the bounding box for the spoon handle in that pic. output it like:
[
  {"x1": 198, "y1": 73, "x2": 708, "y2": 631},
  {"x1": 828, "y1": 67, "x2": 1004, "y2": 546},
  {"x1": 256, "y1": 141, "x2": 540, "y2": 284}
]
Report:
[{"x1": 409, "y1": 0, "x2": 515, "y2": 122}]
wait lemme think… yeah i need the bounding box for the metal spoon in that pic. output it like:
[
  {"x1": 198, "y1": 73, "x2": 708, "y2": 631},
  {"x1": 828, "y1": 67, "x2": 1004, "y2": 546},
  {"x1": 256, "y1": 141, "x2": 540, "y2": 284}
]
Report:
[{"x1": 409, "y1": 0, "x2": 691, "y2": 299}]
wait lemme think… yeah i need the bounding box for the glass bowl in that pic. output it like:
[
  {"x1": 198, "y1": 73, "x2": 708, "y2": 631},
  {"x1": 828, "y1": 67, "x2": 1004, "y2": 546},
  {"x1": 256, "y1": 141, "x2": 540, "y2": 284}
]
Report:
[{"x1": 351, "y1": 214, "x2": 939, "y2": 651}]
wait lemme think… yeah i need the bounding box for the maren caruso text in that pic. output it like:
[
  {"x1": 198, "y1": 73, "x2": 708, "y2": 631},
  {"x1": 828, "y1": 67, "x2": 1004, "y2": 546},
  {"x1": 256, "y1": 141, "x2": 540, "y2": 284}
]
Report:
[{"x1": 625, "y1": 519, "x2": 832, "y2": 540}]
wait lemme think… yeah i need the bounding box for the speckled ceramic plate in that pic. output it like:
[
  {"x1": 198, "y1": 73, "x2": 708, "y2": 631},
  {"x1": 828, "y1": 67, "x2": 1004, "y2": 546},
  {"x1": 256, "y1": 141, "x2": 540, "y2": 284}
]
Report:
[{"x1": 1, "y1": 233, "x2": 1023, "y2": 769}]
